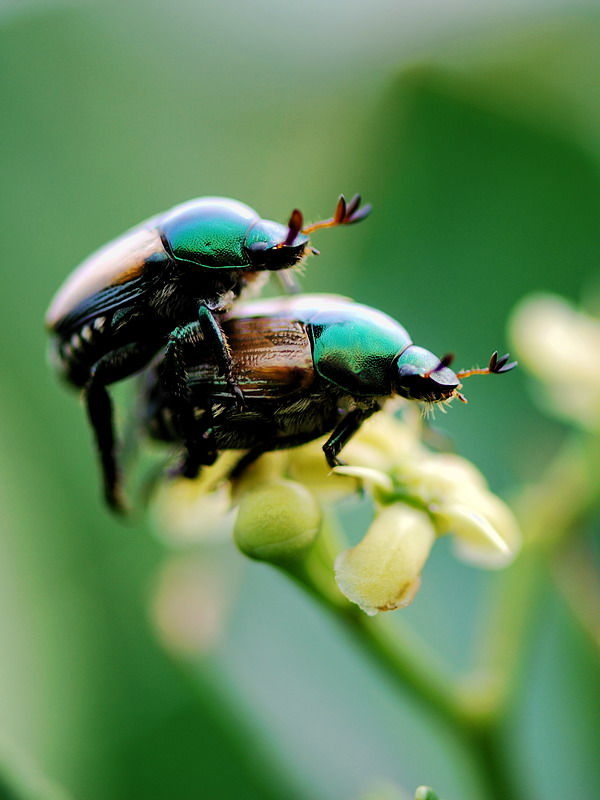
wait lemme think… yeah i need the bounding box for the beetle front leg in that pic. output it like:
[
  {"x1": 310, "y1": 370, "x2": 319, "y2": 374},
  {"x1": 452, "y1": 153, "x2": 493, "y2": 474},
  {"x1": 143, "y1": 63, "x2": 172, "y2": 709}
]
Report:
[
  {"x1": 322, "y1": 403, "x2": 380, "y2": 468},
  {"x1": 86, "y1": 341, "x2": 159, "y2": 512}
]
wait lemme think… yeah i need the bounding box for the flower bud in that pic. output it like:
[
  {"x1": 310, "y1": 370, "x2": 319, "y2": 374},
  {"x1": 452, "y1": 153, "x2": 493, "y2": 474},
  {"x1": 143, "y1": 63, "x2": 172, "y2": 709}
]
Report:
[
  {"x1": 335, "y1": 504, "x2": 436, "y2": 615},
  {"x1": 233, "y1": 479, "x2": 321, "y2": 565}
]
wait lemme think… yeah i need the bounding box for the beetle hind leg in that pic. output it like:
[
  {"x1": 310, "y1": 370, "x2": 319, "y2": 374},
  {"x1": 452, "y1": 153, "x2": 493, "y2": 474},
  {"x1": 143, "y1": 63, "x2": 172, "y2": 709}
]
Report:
[{"x1": 86, "y1": 342, "x2": 159, "y2": 513}]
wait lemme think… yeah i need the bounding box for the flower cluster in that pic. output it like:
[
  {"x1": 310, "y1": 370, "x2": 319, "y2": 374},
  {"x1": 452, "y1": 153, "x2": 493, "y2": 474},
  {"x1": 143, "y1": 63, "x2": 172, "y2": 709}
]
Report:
[
  {"x1": 510, "y1": 293, "x2": 600, "y2": 430},
  {"x1": 153, "y1": 407, "x2": 520, "y2": 615}
]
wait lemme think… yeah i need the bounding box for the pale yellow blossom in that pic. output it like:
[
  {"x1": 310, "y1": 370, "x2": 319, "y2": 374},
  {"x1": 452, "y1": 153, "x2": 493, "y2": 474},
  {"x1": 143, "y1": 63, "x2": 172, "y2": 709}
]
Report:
[
  {"x1": 153, "y1": 407, "x2": 519, "y2": 613},
  {"x1": 510, "y1": 294, "x2": 600, "y2": 429},
  {"x1": 335, "y1": 504, "x2": 436, "y2": 615}
]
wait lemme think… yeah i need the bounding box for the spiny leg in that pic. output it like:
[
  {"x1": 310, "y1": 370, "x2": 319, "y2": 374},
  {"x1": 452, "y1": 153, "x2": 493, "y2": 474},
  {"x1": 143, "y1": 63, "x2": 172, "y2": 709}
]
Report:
[
  {"x1": 86, "y1": 341, "x2": 158, "y2": 512},
  {"x1": 198, "y1": 305, "x2": 244, "y2": 406},
  {"x1": 160, "y1": 314, "x2": 229, "y2": 473},
  {"x1": 322, "y1": 404, "x2": 380, "y2": 469}
]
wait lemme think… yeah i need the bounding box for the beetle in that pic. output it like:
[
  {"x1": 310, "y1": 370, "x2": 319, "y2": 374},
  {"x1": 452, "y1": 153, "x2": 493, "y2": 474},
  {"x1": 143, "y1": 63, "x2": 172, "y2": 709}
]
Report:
[
  {"x1": 46, "y1": 194, "x2": 370, "y2": 511},
  {"x1": 142, "y1": 294, "x2": 516, "y2": 478}
]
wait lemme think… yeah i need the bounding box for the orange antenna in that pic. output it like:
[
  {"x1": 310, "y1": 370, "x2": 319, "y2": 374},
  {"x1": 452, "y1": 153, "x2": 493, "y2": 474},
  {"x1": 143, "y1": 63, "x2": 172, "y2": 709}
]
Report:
[
  {"x1": 301, "y1": 194, "x2": 372, "y2": 236},
  {"x1": 456, "y1": 351, "x2": 517, "y2": 380}
]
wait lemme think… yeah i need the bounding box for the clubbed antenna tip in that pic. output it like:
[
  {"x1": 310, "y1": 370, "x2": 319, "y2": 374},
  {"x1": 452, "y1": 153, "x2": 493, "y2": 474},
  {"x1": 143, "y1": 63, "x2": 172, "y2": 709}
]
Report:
[{"x1": 456, "y1": 350, "x2": 518, "y2": 380}]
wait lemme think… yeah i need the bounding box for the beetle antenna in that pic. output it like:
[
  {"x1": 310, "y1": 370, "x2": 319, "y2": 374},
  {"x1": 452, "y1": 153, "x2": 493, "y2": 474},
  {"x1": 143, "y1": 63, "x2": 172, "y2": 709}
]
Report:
[
  {"x1": 281, "y1": 208, "x2": 304, "y2": 247},
  {"x1": 456, "y1": 350, "x2": 518, "y2": 380},
  {"x1": 301, "y1": 193, "x2": 372, "y2": 235}
]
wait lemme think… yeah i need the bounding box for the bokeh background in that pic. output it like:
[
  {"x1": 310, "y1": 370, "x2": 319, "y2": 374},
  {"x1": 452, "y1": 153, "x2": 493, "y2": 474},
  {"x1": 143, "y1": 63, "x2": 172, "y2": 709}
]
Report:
[{"x1": 1, "y1": 1, "x2": 599, "y2": 798}]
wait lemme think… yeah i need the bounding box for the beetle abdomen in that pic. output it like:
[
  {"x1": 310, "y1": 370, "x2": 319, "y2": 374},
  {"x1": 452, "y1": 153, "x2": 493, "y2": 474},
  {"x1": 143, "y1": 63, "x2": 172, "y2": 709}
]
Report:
[
  {"x1": 49, "y1": 315, "x2": 113, "y2": 385},
  {"x1": 46, "y1": 226, "x2": 165, "y2": 330},
  {"x1": 188, "y1": 316, "x2": 316, "y2": 399}
]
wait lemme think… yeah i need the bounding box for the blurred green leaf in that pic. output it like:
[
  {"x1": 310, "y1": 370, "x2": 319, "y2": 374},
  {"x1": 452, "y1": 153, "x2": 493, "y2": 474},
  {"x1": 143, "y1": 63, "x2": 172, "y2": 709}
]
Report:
[{"x1": 0, "y1": 736, "x2": 73, "y2": 800}]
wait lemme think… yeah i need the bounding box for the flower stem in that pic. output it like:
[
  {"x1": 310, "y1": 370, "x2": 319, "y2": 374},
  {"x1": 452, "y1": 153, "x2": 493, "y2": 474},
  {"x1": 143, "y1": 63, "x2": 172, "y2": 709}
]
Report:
[
  {"x1": 287, "y1": 431, "x2": 600, "y2": 800},
  {"x1": 478, "y1": 430, "x2": 600, "y2": 712},
  {"x1": 290, "y1": 561, "x2": 523, "y2": 800}
]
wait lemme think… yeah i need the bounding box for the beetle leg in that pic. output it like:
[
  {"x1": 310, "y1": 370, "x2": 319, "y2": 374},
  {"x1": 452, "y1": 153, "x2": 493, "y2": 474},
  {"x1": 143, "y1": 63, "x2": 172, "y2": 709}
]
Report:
[
  {"x1": 86, "y1": 341, "x2": 159, "y2": 513},
  {"x1": 197, "y1": 305, "x2": 245, "y2": 407},
  {"x1": 322, "y1": 403, "x2": 380, "y2": 469},
  {"x1": 160, "y1": 322, "x2": 205, "y2": 473},
  {"x1": 177, "y1": 404, "x2": 219, "y2": 480}
]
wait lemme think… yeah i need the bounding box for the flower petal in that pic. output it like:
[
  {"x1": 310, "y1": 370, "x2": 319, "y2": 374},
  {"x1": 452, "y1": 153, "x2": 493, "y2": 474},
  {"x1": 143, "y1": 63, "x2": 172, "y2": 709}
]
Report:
[
  {"x1": 432, "y1": 502, "x2": 516, "y2": 568},
  {"x1": 332, "y1": 465, "x2": 394, "y2": 495},
  {"x1": 335, "y1": 504, "x2": 436, "y2": 615},
  {"x1": 396, "y1": 453, "x2": 488, "y2": 505}
]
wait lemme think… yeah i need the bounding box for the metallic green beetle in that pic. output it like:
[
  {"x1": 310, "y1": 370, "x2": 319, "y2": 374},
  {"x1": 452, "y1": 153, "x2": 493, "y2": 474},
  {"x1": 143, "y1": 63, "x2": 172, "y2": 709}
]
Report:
[
  {"x1": 46, "y1": 195, "x2": 370, "y2": 511},
  {"x1": 143, "y1": 294, "x2": 516, "y2": 477}
]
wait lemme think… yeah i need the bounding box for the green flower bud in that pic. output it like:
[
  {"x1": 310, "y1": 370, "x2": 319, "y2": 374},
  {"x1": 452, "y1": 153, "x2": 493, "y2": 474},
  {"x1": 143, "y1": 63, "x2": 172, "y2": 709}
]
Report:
[{"x1": 234, "y1": 479, "x2": 321, "y2": 565}]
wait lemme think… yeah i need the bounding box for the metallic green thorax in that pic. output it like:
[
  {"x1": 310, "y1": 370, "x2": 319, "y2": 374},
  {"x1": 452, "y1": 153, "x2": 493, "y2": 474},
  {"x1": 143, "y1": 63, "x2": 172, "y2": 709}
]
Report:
[
  {"x1": 160, "y1": 197, "x2": 257, "y2": 267},
  {"x1": 307, "y1": 303, "x2": 412, "y2": 396},
  {"x1": 160, "y1": 197, "x2": 306, "y2": 269}
]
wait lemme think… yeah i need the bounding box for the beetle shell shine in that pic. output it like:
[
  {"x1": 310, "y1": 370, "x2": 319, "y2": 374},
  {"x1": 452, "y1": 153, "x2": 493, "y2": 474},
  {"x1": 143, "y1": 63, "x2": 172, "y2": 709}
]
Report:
[
  {"x1": 45, "y1": 226, "x2": 164, "y2": 329},
  {"x1": 160, "y1": 197, "x2": 260, "y2": 268}
]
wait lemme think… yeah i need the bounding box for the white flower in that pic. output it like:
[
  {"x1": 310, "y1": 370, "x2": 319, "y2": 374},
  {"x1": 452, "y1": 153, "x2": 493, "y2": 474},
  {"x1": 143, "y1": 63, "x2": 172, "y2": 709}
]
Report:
[
  {"x1": 397, "y1": 454, "x2": 520, "y2": 568},
  {"x1": 152, "y1": 407, "x2": 520, "y2": 614},
  {"x1": 337, "y1": 451, "x2": 520, "y2": 573},
  {"x1": 510, "y1": 294, "x2": 600, "y2": 429},
  {"x1": 335, "y1": 504, "x2": 436, "y2": 615}
]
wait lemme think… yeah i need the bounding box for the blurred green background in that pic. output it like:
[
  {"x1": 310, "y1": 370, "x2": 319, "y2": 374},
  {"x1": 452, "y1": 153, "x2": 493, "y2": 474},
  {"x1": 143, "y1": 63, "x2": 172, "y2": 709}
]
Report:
[{"x1": 1, "y1": 1, "x2": 599, "y2": 798}]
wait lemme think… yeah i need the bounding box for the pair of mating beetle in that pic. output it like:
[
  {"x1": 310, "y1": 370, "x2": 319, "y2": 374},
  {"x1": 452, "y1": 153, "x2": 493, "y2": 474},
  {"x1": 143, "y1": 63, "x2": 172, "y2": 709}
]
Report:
[{"x1": 46, "y1": 194, "x2": 515, "y2": 512}]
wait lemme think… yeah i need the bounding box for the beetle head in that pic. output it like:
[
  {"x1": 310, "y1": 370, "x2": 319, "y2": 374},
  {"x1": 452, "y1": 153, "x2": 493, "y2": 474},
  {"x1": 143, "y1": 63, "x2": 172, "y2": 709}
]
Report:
[
  {"x1": 244, "y1": 217, "x2": 309, "y2": 271},
  {"x1": 394, "y1": 346, "x2": 459, "y2": 402}
]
